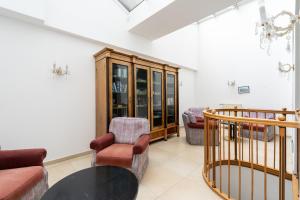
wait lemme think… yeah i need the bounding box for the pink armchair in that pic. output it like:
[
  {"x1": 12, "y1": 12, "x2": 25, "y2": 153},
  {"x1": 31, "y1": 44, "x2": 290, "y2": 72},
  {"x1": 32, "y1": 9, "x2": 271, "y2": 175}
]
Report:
[
  {"x1": 0, "y1": 148, "x2": 48, "y2": 200},
  {"x1": 90, "y1": 117, "x2": 150, "y2": 181}
]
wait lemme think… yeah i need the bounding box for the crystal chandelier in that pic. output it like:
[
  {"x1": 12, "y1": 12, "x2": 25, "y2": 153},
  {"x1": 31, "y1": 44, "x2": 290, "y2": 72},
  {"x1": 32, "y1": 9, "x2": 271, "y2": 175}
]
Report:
[{"x1": 255, "y1": 0, "x2": 300, "y2": 55}]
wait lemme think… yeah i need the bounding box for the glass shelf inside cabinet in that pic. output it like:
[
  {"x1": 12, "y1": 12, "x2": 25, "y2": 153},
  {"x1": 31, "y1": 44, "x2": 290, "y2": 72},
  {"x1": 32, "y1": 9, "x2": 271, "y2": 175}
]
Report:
[
  {"x1": 112, "y1": 63, "x2": 128, "y2": 118},
  {"x1": 135, "y1": 68, "x2": 148, "y2": 119},
  {"x1": 167, "y1": 74, "x2": 175, "y2": 124},
  {"x1": 152, "y1": 71, "x2": 163, "y2": 127}
]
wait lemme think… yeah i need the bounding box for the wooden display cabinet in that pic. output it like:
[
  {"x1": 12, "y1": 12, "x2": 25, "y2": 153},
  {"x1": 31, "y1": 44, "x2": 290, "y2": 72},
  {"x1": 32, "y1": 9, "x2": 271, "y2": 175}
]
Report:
[{"x1": 94, "y1": 48, "x2": 179, "y2": 141}]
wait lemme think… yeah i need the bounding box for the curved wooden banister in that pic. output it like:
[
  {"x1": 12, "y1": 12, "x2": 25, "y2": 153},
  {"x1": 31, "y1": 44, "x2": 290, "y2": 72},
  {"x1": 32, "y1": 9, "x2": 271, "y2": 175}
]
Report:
[
  {"x1": 203, "y1": 109, "x2": 300, "y2": 128},
  {"x1": 202, "y1": 108, "x2": 300, "y2": 200},
  {"x1": 212, "y1": 108, "x2": 295, "y2": 115}
]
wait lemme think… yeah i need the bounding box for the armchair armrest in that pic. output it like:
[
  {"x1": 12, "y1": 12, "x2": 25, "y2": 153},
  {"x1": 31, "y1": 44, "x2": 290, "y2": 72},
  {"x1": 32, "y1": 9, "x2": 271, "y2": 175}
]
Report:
[
  {"x1": 0, "y1": 148, "x2": 47, "y2": 170},
  {"x1": 90, "y1": 133, "x2": 114, "y2": 152},
  {"x1": 196, "y1": 116, "x2": 204, "y2": 122},
  {"x1": 133, "y1": 134, "x2": 150, "y2": 155},
  {"x1": 187, "y1": 122, "x2": 204, "y2": 129}
]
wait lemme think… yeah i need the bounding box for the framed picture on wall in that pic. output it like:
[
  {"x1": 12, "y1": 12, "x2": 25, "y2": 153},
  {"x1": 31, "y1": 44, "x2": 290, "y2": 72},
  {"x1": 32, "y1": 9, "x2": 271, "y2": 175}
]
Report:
[{"x1": 238, "y1": 86, "x2": 250, "y2": 94}]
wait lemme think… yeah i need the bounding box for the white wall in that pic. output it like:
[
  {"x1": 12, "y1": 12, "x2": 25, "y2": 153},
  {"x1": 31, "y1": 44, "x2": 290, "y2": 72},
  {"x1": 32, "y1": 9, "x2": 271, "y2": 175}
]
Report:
[
  {"x1": 0, "y1": 0, "x2": 199, "y2": 70},
  {"x1": 178, "y1": 68, "x2": 197, "y2": 126},
  {"x1": 0, "y1": 0, "x2": 45, "y2": 20},
  {"x1": 0, "y1": 16, "x2": 102, "y2": 161},
  {"x1": 152, "y1": 24, "x2": 199, "y2": 71},
  {"x1": 0, "y1": 15, "x2": 197, "y2": 160},
  {"x1": 195, "y1": 0, "x2": 294, "y2": 110},
  {"x1": 296, "y1": 0, "x2": 300, "y2": 109}
]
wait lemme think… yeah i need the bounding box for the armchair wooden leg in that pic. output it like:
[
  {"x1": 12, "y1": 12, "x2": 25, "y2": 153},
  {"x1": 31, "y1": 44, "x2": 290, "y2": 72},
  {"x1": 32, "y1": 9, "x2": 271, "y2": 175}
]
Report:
[{"x1": 177, "y1": 125, "x2": 180, "y2": 137}]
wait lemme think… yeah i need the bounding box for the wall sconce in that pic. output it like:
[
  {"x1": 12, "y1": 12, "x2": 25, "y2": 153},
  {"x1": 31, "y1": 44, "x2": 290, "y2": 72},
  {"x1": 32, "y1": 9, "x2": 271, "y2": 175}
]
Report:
[
  {"x1": 52, "y1": 63, "x2": 69, "y2": 78},
  {"x1": 278, "y1": 62, "x2": 295, "y2": 73},
  {"x1": 228, "y1": 80, "x2": 236, "y2": 87}
]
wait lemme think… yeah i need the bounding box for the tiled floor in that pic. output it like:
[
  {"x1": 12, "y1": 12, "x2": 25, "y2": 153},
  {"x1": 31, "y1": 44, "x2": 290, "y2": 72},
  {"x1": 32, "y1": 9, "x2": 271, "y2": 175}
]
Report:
[
  {"x1": 45, "y1": 128, "x2": 221, "y2": 200},
  {"x1": 45, "y1": 128, "x2": 294, "y2": 200}
]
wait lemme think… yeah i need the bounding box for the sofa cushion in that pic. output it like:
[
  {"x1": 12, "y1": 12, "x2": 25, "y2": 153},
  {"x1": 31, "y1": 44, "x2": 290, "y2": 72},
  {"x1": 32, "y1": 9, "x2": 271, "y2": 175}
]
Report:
[
  {"x1": 0, "y1": 166, "x2": 44, "y2": 200},
  {"x1": 242, "y1": 124, "x2": 266, "y2": 132},
  {"x1": 96, "y1": 144, "x2": 133, "y2": 168}
]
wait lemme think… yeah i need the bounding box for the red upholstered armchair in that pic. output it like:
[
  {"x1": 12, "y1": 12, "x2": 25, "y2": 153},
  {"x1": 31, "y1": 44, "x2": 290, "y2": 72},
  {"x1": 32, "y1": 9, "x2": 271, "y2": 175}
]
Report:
[
  {"x1": 0, "y1": 148, "x2": 48, "y2": 200},
  {"x1": 90, "y1": 117, "x2": 150, "y2": 181}
]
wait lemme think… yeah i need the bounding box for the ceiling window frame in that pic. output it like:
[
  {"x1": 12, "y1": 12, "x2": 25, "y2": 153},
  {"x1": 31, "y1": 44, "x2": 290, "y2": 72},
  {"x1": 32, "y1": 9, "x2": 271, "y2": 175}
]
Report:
[{"x1": 115, "y1": 0, "x2": 145, "y2": 12}]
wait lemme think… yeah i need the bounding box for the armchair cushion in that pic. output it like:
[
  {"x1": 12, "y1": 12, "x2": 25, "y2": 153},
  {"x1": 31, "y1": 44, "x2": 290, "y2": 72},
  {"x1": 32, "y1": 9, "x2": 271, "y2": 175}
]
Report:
[
  {"x1": 109, "y1": 117, "x2": 150, "y2": 144},
  {"x1": 0, "y1": 166, "x2": 44, "y2": 200},
  {"x1": 90, "y1": 133, "x2": 114, "y2": 152},
  {"x1": 96, "y1": 144, "x2": 133, "y2": 168},
  {"x1": 133, "y1": 135, "x2": 150, "y2": 155},
  {"x1": 186, "y1": 111, "x2": 197, "y2": 123},
  {"x1": 188, "y1": 107, "x2": 204, "y2": 117},
  {"x1": 187, "y1": 122, "x2": 204, "y2": 129},
  {"x1": 0, "y1": 149, "x2": 47, "y2": 170}
]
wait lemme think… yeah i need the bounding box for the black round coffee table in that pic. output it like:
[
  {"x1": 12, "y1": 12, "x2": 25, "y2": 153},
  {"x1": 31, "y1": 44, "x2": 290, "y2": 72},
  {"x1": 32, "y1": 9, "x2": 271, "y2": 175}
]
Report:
[{"x1": 42, "y1": 166, "x2": 138, "y2": 200}]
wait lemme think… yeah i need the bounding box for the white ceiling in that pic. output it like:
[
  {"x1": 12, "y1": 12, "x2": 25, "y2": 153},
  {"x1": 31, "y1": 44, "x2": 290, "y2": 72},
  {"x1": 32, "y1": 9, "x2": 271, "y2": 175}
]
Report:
[{"x1": 129, "y1": 0, "x2": 241, "y2": 40}]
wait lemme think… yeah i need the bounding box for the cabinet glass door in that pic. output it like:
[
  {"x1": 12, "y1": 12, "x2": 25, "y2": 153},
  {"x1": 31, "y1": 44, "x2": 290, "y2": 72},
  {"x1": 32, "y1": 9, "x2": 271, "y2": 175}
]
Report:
[
  {"x1": 135, "y1": 67, "x2": 149, "y2": 119},
  {"x1": 166, "y1": 74, "x2": 176, "y2": 125},
  {"x1": 152, "y1": 71, "x2": 163, "y2": 128},
  {"x1": 112, "y1": 63, "x2": 129, "y2": 118}
]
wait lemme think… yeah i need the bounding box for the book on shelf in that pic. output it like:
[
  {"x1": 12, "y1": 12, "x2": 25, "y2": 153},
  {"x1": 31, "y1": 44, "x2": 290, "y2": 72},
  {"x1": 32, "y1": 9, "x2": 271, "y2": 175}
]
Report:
[
  {"x1": 137, "y1": 79, "x2": 147, "y2": 83},
  {"x1": 137, "y1": 104, "x2": 147, "y2": 107},
  {"x1": 112, "y1": 81, "x2": 128, "y2": 93}
]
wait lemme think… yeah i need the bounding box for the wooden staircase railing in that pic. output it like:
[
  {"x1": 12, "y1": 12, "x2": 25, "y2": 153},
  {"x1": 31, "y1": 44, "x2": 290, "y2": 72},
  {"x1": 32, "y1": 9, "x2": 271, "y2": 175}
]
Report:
[{"x1": 203, "y1": 108, "x2": 300, "y2": 200}]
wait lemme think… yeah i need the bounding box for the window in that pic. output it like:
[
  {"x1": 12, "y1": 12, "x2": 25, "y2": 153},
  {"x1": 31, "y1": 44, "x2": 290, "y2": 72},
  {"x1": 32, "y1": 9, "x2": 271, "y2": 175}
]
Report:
[{"x1": 117, "y1": 0, "x2": 145, "y2": 12}]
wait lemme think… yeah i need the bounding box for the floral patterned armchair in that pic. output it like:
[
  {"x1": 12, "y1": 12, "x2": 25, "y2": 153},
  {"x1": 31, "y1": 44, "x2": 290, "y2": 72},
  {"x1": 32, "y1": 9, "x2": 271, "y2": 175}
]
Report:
[{"x1": 90, "y1": 117, "x2": 150, "y2": 181}]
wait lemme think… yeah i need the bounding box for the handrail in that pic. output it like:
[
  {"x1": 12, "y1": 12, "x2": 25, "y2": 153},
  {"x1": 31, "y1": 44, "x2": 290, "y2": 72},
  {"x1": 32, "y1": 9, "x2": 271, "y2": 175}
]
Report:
[
  {"x1": 202, "y1": 108, "x2": 300, "y2": 200},
  {"x1": 203, "y1": 108, "x2": 300, "y2": 128},
  {"x1": 214, "y1": 108, "x2": 295, "y2": 115}
]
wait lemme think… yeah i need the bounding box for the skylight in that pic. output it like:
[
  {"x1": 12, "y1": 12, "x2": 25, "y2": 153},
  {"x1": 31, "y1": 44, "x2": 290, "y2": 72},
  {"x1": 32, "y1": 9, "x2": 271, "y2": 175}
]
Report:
[{"x1": 117, "y1": 0, "x2": 145, "y2": 12}]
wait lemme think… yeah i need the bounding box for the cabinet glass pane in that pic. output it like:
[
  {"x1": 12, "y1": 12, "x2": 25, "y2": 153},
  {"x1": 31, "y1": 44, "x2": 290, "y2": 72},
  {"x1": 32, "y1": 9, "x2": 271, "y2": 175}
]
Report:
[
  {"x1": 167, "y1": 74, "x2": 175, "y2": 124},
  {"x1": 136, "y1": 68, "x2": 148, "y2": 119},
  {"x1": 112, "y1": 63, "x2": 128, "y2": 118},
  {"x1": 153, "y1": 71, "x2": 162, "y2": 127}
]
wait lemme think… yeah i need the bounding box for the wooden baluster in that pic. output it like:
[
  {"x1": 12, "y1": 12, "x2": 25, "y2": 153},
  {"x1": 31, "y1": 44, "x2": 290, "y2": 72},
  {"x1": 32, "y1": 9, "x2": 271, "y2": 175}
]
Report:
[
  {"x1": 228, "y1": 120, "x2": 231, "y2": 198},
  {"x1": 297, "y1": 111, "x2": 300, "y2": 200},
  {"x1": 249, "y1": 121, "x2": 251, "y2": 163},
  {"x1": 223, "y1": 117, "x2": 225, "y2": 163},
  {"x1": 251, "y1": 124, "x2": 254, "y2": 200},
  {"x1": 234, "y1": 107, "x2": 238, "y2": 160},
  {"x1": 242, "y1": 111, "x2": 244, "y2": 161},
  {"x1": 238, "y1": 123, "x2": 242, "y2": 200},
  {"x1": 278, "y1": 115, "x2": 286, "y2": 200},
  {"x1": 211, "y1": 110, "x2": 217, "y2": 188},
  {"x1": 204, "y1": 116, "x2": 208, "y2": 176},
  {"x1": 219, "y1": 118, "x2": 222, "y2": 192},
  {"x1": 273, "y1": 112, "x2": 276, "y2": 169},
  {"x1": 208, "y1": 119, "x2": 211, "y2": 182},
  {"x1": 297, "y1": 110, "x2": 300, "y2": 180},
  {"x1": 256, "y1": 112, "x2": 259, "y2": 164},
  {"x1": 264, "y1": 123, "x2": 268, "y2": 200}
]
